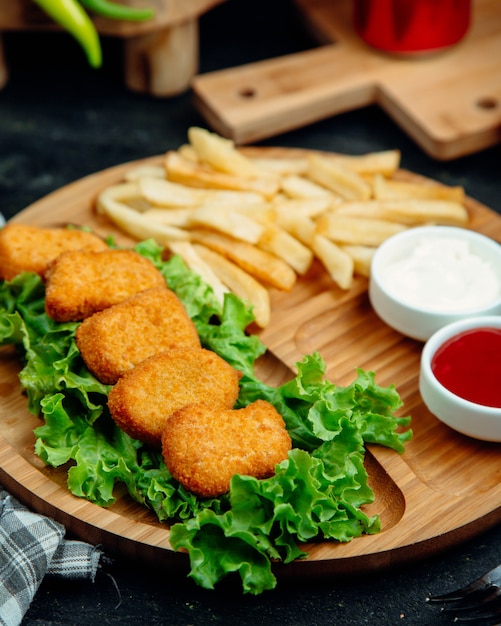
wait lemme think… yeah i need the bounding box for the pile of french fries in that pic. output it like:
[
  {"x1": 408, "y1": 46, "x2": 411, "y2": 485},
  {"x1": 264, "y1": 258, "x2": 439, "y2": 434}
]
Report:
[{"x1": 96, "y1": 127, "x2": 469, "y2": 328}]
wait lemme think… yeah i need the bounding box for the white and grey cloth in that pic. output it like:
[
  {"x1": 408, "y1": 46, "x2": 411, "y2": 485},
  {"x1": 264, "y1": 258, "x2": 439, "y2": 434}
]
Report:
[{"x1": 0, "y1": 488, "x2": 104, "y2": 626}]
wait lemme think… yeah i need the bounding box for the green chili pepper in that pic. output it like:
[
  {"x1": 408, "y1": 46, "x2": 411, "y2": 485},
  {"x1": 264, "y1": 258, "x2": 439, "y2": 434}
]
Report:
[
  {"x1": 33, "y1": 0, "x2": 102, "y2": 68},
  {"x1": 79, "y1": 0, "x2": 154, "y2": 21}
]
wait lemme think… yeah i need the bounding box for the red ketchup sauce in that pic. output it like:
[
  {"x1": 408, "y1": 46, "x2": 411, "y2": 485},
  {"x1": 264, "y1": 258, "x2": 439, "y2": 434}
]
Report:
[
  {"x1": 431, "y1": 328, "x2": 501, "y2": 408},
  {"x1": 352, "y1": 0, "x2": 471, "y2": 55}
]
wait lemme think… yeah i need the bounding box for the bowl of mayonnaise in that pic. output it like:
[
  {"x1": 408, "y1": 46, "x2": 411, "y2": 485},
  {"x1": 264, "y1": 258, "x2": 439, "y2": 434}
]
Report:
[
  {"x1": 419, "y1": 315, "x2": 501, "y2": 441},
  {"x1": 369, "y1": 225, "x2": 501, "y2": 341}
]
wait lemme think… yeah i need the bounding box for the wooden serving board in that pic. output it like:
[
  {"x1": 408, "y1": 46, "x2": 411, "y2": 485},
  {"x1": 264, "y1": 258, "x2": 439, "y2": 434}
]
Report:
[
  {"x1": 191, "y1": 0, "x2": 501, "y2": 160},
  {"x1": 2, "y1": 148, "x2": 501, "y2": 580}
]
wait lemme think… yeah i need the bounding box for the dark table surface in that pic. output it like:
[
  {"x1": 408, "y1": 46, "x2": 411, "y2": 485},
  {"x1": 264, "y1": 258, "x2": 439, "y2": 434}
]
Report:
[{"x1": 1, "y1": 1, "x2": 501, "y2": 624}]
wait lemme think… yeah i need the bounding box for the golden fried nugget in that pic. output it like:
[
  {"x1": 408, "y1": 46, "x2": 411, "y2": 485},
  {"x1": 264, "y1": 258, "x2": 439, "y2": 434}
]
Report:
[
  {"x1": 44, "y1": 248, "x2": 166, "y2": 322},
  {"x1": 76, "y1": 286, "x2": 200, "y2": 384},
  {"x1": 0, "y1": 223, "x2": 108, "y2": 281},
  {"x1": 108, "y1": 347, "x2": 241, "y2": 447},
  {"x1": 161, "y1": 400, "x2": 291, "y2": 497}
]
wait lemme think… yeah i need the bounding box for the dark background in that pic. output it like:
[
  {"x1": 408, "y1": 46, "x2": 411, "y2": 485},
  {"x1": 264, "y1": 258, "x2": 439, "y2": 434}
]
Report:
[{"x1": 1, "y1": 0, "x2": 500, "y2": 624}]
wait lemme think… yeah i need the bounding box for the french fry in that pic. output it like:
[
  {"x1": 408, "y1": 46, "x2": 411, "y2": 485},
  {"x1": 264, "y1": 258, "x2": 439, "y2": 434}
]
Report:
[
  {"x1": 164, "y1": 151, "x2": 279, "y2": 200},
  {"x1": 340, "y1": 244, "x2": 376, "y2": 278},
  {"x1": 97, "y1": 194, "x2": 189, "y2": 244},
  {"x1": 168, "y1": 241, "x2": 229, "y2": 306},
  {"x1": 188, "y1": 228, "x2": 296, "y2": 291},
  {"x1": 312, "y1": 235, "x2": 354, "y2": 290},
  {"x1": 333, "y1": 199, "x2": 469, "y2": 226},
  {"x1": 273, "y1": 210, "x2": 316, "y2": 247},
  {"x1": 216, "y1": 203, "x2": 275, "y2": 223},
  {"x1": 249, "y1": 156, "x2": 309, "y2": 176},
  {"x1": 193, "y1": 244, "x2": 271, "y2": 328},
  {"x1": 307, "y1": 154, "x2": 373, "y2": 201},
  {"x1": 124, "y1": 165, "x2": 166, "y2": 181},
  {"x1": 138, "y1": 177, "x2": 207, "y2": 207},
  {"x1": 139, "y1": 176, "x2": 266, "y2": 208},
  {"x1": 316, "y1": 213, "x2": 407, "y2": 246},
  {"x1": 326, "y1": 150, "x2": 401, "y2": 177},
  {"x1": 202, "y1": 193, "x2": 269, "y2": 208},
  {"x1": 103, "y1": 184, "x2": 152, "y2": 214},
  {"x1": 177, "y1": 143, "x2": 199, "y2": 162},
  {"x1": 97, "y1": 182, "x2": 147, "y2": 208},
  {"x1": 188, "y1": 126, "x2": 263, "y2": 177},
  {"x1": 373, "y1": 173, "x2": 465, "y2": 203},
  {"x1": 273, "y1": 197, "x2": 331, "y2": 219},
  {"x1": 142, "y1": 208, "x2": 194, "y2": 228},
  {"x1": 258, "y1": 223, "x2": 313, "y2": 275},
  {"x1": 187, "y1": 205, "x2": 265, "y2": 244},
  {"x1": 280, "y1": 174, "x2": 335, "y2": 200}
]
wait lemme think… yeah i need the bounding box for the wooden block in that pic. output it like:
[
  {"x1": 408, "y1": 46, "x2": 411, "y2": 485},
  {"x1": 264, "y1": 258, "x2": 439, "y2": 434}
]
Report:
[{"x1": 124, "y1": 19, "x2": 199, "y2": 97}]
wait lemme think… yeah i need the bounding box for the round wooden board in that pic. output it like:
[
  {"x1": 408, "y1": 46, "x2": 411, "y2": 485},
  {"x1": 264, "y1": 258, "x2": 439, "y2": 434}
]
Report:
[{"x1": 2, "y1": 148, "x2": 501, "y2": 580}]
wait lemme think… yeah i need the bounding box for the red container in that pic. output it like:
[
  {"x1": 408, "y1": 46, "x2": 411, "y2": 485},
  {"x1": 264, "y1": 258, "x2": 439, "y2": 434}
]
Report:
[{"x1": 353, "y1": 0, "x2": 472, "y2": 55}]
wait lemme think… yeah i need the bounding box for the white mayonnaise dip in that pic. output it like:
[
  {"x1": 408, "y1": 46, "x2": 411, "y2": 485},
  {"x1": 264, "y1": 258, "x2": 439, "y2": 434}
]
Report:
[{"x1": 381, "y1": 237, "x2": 501, "y2": 311}]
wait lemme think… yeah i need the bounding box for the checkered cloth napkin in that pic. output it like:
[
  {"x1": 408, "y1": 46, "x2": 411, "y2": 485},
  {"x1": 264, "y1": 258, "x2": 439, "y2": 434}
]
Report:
[{"x1": 0, "y1": 489, "x2": 104, "y2": 626}]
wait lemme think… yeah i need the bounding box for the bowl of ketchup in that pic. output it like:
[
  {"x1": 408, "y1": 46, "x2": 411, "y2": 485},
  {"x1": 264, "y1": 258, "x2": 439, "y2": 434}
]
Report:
[{"x1": 420, "y1": 316, "x2": 501, "y2": 441}]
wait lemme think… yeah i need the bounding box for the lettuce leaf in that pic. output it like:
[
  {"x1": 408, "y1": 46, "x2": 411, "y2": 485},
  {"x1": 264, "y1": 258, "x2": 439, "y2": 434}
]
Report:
[
  {"x1": 238, "y1": 352, "x2": 411, "y2": 453},
  {"x1": 0, "y1": 238, "x2": 412, "y2": 595},
  {"x1": 136, "y1": 239, "x2": 266, "y2": 376}
]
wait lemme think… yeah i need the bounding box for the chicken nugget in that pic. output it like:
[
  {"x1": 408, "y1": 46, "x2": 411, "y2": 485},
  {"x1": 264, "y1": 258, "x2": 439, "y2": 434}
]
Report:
[
  {"x1": 44, "y1": 248, "x2": 166, "y2": 322},
  {"x1": 0, "y1": 223, "x2": 108, "y2": 281},
  {"x1": 76, "y1": 286, "x2": 200, "y2": 384},
  {"x1": 108, "y1": 347, "x2": 241, "y2": 447},
  {"x1": 161, "y1": 399, "x2": 291, "y2": 497}
]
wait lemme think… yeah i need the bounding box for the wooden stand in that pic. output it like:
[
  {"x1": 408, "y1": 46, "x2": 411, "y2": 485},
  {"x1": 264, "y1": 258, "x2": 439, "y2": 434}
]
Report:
[
  {"x1": 0, "y1": 0, "x2": 225, "y2": 97},
  {"x1": 192, "y1": 0, "x2": 501, "y2": 159}
]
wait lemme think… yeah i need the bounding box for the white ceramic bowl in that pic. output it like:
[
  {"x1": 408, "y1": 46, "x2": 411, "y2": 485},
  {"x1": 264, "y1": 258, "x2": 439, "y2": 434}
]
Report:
[
  {"x1": 420, "y1": 315, "x2": 501, "y2": 441},
  {"x1": 369, "y1": 226, "x2": 501, "y2": 341}
]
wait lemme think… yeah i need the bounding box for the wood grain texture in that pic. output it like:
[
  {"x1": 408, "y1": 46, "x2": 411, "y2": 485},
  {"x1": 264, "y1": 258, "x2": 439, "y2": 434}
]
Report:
[
  {"x1": 191, "y1": 0, "x2": 501, "y2": 159},
  {"x1": 1, "y1": 148, "x2": 501, "y2": 578}
]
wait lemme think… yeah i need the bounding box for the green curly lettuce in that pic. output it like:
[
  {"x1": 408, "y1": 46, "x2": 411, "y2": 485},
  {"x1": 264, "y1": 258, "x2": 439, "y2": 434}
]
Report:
[{"x1": 0, "y1": 237, "x2": 412, "y2": 594}]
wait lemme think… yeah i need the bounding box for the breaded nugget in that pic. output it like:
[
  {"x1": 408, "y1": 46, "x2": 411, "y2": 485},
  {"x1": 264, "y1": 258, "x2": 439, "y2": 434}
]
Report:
[
  {"x1": 0, "y1": 223, "x2": 108, "y2": 281},
  {"x1": 161, "y1": 399, "x2": 291, "y2": 497},
  {"x1": 76, "y1": 286, "x2": 201, "y2": 384},
  {"x1": 108, "y1": 347, "x2": 241, "y2": 447},
  {"x1": 44, "y1": 248, "x2": 166, "y2": 322}
]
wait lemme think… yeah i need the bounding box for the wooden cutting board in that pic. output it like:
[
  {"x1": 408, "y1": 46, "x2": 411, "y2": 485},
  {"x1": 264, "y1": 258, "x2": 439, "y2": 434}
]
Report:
[
  {"x1": 191, "y1": 0, "x2": 501, "y2": 160},
  {"x1": 2, "y1": 149, "x2": 501, "y2": 580}
]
